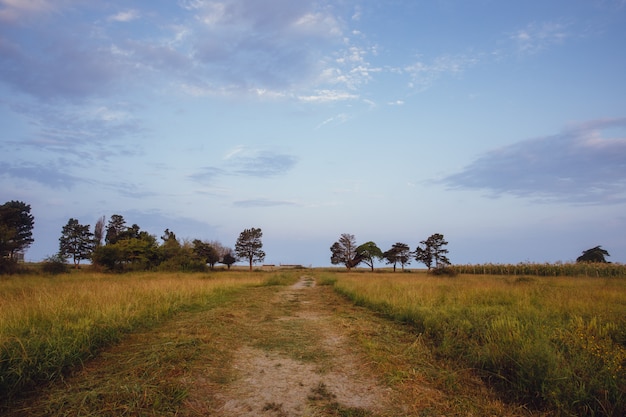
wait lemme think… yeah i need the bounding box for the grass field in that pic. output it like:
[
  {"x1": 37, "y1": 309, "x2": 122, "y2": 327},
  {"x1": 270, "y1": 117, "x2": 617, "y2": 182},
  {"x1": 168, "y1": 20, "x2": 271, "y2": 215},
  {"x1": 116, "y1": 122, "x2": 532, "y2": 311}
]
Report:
[
  {"x1": 2, "y1": 268, "x2": 625, "y2": 416},
  {"x1": 0, "y1": 270, "x2": 266, "y2": 400},
  {"x1": 329, "y1": 271, "x2": 626, "y2": 416}
]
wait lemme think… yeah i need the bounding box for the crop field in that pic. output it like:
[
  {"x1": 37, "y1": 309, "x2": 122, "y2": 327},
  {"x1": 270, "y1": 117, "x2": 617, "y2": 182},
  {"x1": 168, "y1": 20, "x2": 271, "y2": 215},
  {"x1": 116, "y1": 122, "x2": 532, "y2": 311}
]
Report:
[
  {"x1": 330, "y1": 271, "x2": 626, "y2": 416},
  {"x1": 0, "y1": 271, "x2": 265, "y2": 400}
]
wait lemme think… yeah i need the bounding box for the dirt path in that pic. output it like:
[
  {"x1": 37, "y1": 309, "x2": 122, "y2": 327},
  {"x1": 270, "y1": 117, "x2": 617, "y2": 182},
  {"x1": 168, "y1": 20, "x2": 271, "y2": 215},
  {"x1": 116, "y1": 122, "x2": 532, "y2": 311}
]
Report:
[
  {"x1": 3, "y1": 275, "x2": 527, "y2": 416},
  {"x1": 204, "y1": 275, "x2": 393, "y2": 416}
]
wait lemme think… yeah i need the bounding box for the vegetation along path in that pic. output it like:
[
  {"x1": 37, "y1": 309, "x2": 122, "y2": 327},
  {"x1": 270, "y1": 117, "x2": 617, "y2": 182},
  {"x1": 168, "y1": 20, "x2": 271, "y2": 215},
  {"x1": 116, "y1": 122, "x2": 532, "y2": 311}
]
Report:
[{"x1": 4, "y1": 275, "x2": 534, "y2": 416}]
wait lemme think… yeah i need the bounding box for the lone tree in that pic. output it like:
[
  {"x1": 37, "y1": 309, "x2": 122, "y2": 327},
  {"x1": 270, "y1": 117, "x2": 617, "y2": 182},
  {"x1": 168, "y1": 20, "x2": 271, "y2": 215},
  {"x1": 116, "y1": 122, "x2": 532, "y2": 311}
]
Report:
[
  {"x1": 356, "y1": 241, "x2": 383, "y2": 271},
  {"x1": 0, "y1": 200, "x2": 35, "y2": 261},
  {"x1": 235, "y1": 227, "x2": 265, "y2": 271},
  {"x1": 59, "y1": 218, "x2": 95, "y2": 268},
  {"x1": 330, "y1": 233, "x2": 362, "y2": 270},
  {"x1": 383, "y1": 242, "x2": 411, "y2": 272},
  {"x1": 415, "y1": 233, "x2": 450, "y2": 270},
  {"x1": 577, "y1": 246, "x2": 610, "y2": 263}
]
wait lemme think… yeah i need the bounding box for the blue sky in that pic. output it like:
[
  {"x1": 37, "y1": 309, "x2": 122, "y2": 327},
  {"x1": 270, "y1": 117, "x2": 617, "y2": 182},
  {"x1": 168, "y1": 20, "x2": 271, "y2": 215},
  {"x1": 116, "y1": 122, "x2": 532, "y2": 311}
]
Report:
[{"x1": 1, "y1": 0, "x2": 625, "y2": 267}]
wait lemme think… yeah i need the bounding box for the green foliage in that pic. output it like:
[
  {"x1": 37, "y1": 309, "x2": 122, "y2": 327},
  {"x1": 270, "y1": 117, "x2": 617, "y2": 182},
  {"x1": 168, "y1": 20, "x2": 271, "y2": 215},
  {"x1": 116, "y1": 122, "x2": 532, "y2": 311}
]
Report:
[
  {"x1": 0, "y1": 200, "x2": 34, "y2": 261},
  {"x1": 235, "y1": 227, "x2": 265, "y2": 271},
  {"x1": 383, "y1": 242, "x2": 411, "y2": 272},
  {"x1": 356, "y1": 241, "x2": 383, "y2": 271},
  {"x1": 58, "y1": 218, "x2": 95, "y2": 267},
  {"x1": 415, "y1": 233, "x2": 450, "y2": 270}
]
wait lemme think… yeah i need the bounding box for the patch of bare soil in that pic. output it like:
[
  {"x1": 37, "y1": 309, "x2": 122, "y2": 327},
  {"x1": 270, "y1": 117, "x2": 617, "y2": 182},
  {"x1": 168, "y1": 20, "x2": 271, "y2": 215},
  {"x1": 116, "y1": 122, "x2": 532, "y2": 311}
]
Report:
[{"x1": 210, "y1": 276, "x2": 391, "y2": 416}]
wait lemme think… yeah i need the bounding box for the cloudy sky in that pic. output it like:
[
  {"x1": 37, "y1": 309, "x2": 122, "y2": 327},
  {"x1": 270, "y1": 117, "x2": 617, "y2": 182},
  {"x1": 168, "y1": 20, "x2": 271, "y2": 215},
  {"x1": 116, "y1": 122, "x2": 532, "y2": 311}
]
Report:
[{"x1": 1, "y1": 0, "x2": 625, "y2": 266}]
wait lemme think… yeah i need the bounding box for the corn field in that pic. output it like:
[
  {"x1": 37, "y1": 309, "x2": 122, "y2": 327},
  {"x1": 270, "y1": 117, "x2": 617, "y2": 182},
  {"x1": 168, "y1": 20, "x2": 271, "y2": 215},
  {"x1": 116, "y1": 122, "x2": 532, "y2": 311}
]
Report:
[{"x1": 454, "y1": 262, "x2": 626, "y2": 277}]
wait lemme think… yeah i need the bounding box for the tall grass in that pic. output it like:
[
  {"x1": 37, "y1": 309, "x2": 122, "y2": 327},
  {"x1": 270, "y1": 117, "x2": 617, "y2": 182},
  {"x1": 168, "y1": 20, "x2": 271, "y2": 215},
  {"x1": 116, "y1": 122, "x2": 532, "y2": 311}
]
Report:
[
  {"x1": 332, "y1": 272, "x2": 626, "y2": 416},
  {"x1": 455, "y1": 262, "x2": 626, "y2": 277},
  {"x1": 0, "y1": 271, "x2": 265, "y2": 400}
]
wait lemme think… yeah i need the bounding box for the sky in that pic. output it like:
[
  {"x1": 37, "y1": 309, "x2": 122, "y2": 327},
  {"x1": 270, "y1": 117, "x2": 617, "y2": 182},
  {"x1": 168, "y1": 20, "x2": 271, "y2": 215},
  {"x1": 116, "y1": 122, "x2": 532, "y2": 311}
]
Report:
[{"x1": 1, "y1": 0, "x2": 625, "y2": 267}]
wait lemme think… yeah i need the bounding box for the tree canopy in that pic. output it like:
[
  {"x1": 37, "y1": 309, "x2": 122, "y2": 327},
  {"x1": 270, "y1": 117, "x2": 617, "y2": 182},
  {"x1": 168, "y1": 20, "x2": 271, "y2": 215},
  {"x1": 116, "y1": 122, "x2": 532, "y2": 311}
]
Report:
[
  {"x1": 330, "y1": 233, "x2": 361, "y2": 270},
  {"x1": 383, "y1": 242, "x2": 411, "y2": 272},
  {"x1": 235, "y1": 227, "x2": 265, "y2": 271},
  {"x1": 59, "y1": 218, "x2": 94, "y2": 268},
  {"x1": 0, "y1": 200, "x2": 35, "y2": 260},
  {"x1": 415, "y1": 233, "x2": 450, "y2": 270},
  {"x1": 576, "y1": 246, "x2": 610, "y2": 263},
  {"x1": 356, "y1": 241, "x2": 383, "y2": 271}
]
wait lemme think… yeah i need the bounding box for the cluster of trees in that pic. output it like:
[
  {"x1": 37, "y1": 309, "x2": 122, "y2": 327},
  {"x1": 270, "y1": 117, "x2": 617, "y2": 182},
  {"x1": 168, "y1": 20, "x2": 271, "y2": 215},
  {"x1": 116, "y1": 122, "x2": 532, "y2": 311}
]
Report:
[
  {"x1": 0, "y1": 201, "x2": 35, "y2": 272},
  {"x1": 330, "y1": 233, "x2": 451, "y2": 272},
  {"x1": 58, "y1": 215, "x2": 266, "y2": 272}
]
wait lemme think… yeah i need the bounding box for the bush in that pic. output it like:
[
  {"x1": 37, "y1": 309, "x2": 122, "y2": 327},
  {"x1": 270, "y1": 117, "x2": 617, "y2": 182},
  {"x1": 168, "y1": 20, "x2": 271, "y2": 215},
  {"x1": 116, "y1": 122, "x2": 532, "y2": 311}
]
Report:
[
  {"x1": 41, "y1": 255, "x2": 69, "y2": 275},
  {"x1": 430, "y1": 266, "x2": 457, "y2": 276}
]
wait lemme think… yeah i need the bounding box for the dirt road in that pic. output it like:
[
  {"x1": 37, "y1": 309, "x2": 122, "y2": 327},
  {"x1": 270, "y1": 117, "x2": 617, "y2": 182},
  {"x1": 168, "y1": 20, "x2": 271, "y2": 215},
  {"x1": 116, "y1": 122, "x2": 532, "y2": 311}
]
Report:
[{"x1": 4, "y1": 275, "x2": 525, "y2": 416}]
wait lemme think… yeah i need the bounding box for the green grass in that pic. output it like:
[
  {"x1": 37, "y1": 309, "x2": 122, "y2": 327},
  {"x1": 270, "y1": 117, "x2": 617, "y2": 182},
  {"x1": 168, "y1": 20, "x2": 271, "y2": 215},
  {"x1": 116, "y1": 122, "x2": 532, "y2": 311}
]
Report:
[
  {"x1": 0, "y1": 271, "x2": 264, "y2": 401},
  {"x1": 330, "y1": 272, "x2": 626, "y2": 416}
]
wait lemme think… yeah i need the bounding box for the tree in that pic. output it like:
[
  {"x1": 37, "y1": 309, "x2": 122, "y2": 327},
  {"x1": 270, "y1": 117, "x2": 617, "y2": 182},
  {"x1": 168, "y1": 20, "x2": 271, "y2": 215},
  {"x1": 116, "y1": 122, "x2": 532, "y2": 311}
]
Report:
[
  {"x1": 0, "y1": 200, "x2": 35, "y2": 260},
  {"x1": 94, "y1": 216, "x2": 106, "y2": 248},
  {"x1": 221, "y1": 251, "x2": 237, "y2": 269},
  {"x1": 92, "y1": 222, "x2": 159, "y2": 272},
  {"x1": 356, "y1": 241, "x2": 383, "y2": 271},
  {"x1": 330, "y1": 233, "x2": 362, "y2": 270},
  {"x1": 577, "y1": 246, "x2": 610, "y2": 263},
  {"x1": 59, "y1": 218, "x2": 95, "y2": 268},
  {"x1": 383, "y1": 242, "x2": 411, "y2": 272},
  {"x1": 193, "y1": 239, "x2": 220, "y2": 269},
  {"x1": 415, "y1": 233, "x2": 450, "y2": 270},
  {"x1": 235, "y1": 227, "x2": 265, "y2": 271},
  {"x1": 105, "y1": 214, "x2": 126, "y2": 244}
]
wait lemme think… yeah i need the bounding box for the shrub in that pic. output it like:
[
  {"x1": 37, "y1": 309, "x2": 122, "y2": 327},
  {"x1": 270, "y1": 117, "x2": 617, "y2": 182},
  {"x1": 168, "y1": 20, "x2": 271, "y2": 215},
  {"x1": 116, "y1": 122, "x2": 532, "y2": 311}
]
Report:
[
  {"x1": 41, "y1": 254, "x2": 69, "y2": 275},
  {"x1": 430, "y1": 266, "x2": 457, "y2": 276}
]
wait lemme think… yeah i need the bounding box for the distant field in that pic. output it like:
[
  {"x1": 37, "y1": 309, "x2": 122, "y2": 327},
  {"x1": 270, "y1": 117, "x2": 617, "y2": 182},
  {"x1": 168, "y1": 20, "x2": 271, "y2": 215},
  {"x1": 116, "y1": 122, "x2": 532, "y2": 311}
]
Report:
[{"x1": 330, "y1": 271, "x2": 626, "y2": 416}]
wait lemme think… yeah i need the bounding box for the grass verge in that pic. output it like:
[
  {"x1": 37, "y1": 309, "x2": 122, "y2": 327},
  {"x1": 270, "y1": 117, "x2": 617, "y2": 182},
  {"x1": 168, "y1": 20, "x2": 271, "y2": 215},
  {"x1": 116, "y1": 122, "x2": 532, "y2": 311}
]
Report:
[{"x1": 331, "y1": 272, "x2": 626, "y2": 416}]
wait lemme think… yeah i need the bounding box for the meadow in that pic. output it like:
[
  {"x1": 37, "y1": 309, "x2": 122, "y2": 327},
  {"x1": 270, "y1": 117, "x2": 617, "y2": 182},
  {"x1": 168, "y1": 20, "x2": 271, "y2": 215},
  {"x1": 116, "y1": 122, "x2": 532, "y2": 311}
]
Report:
[
  {"x1": 2, "y1": 268, "x2": 626, "y2": 416},
  {"x1": 0, "y1": 270, "x2": 265, "y2": 400},
  {"x1": 330, "y1": 271, "x2": 626, "y2": 416}
]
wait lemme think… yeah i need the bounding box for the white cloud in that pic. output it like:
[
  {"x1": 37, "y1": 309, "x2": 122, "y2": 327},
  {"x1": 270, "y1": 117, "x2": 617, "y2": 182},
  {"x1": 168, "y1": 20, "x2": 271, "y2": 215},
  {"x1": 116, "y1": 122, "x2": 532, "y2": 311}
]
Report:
[
  {"x1": 298, "y1": 90, "x2": 358, "y2": 103},
  {"x1": 108, "y1": 9, "x2": 140, "y2": 23},
  {"x1": 510, "y1": 20, "x2": 571, "y2": 55},
  {"x1": 404, "y1": 53, "x2": 478, "y2": 91}
]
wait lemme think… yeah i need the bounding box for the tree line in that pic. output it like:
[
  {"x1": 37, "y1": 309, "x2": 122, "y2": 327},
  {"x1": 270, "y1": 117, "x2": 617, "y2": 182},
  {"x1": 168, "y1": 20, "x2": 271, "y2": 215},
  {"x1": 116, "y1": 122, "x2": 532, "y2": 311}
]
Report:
[
  {"x1": 0, "y1": 200, "x2": 266, "y2": 273},
  {"x1": 330, "y1": 233, "x2": 451, "y2": 272},
  {"x1": 0, "y1": 200, "x2": 616, "y2": 275}
]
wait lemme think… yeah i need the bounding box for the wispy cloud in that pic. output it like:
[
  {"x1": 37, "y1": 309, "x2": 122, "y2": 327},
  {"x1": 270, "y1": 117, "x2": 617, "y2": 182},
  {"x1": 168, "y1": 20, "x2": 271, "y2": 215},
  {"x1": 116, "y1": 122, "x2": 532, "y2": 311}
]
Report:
[
  {"x1": 233, "y1": 152, "x2": 298, "y2": 177},
  {"x1": 0, "y1": 160, "x2": 83, "y2": 189},
  {"x1": 6, "y1": 101, "x2": 145, "y2": 160},
  {"x1": 108, "y1": 9, "x2": 140, "y2": 23},
  {"x1": 233, "y1": 198, "x2": 298, "y2": 208},
  {"x1": 191, "y1": 148, "x2": 298, "y2": 183},
  {"x1": 299, "y1": 90, "x2": 358, "y2": 103},
  {"x1": 441, "y1": 118, "x2": 626, "y2": 204},
  {"x1": 404, "y1": 53, "x2": 479, "y2": 91},
  {"x1": 510, "y1": 20, "x2": 572, "y2": 55}
]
